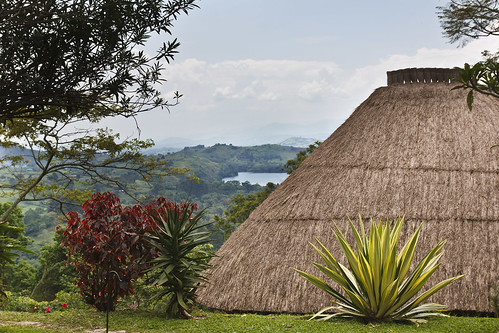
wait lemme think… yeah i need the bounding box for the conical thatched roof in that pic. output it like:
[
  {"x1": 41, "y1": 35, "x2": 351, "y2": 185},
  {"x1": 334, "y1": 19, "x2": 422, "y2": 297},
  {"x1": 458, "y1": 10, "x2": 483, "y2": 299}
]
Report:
[{"x1": 197, "y1": 68, "x2": 499, "y2": 314}]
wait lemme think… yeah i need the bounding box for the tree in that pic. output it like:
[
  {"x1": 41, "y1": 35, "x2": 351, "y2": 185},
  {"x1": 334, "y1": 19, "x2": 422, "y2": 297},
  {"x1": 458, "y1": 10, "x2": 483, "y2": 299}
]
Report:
[
  {"x1": 31, "y1": 227, "x2": 77, "y2": 301},
  {"x1": 61, "y1": 192, "x2": 157, "y2": 311},
  {"x1": 438, "y1": 1, "x2": 499, "y2": 109},
  {"x1": 282, "y1": 141, "x2": 321, "y2": 175},
  {"x1": 214, "y1": 183, "x2": 277, "y2": 240},
  {"x1": 0, "y1": 0, "x2": 198, "y2": 123},
  {"x1": 0, "y1": 114, "x2": 186, "y2": 222},
  {"x1": 3, "y1": 260, "x2": 37, "y2": 294}
]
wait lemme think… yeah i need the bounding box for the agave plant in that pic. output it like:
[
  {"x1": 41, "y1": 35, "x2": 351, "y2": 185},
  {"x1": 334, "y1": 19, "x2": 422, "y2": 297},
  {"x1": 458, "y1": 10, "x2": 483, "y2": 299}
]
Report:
[{"x1": 295, "y1": 216, "x2": 463, "y2": 324}]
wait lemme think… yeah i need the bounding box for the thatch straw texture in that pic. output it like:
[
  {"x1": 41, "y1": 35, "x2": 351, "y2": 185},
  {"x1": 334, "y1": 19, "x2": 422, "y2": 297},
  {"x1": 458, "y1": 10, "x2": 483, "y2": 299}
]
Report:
[{"x1": 197, "y1": 75, "x2": 499, "y2": 314}]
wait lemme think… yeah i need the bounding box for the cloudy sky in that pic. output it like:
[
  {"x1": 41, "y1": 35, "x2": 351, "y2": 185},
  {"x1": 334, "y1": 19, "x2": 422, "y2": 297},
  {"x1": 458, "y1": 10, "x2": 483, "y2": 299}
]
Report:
[{"x1": 102, "y1": 0, "x2": 499, "y2": 147}]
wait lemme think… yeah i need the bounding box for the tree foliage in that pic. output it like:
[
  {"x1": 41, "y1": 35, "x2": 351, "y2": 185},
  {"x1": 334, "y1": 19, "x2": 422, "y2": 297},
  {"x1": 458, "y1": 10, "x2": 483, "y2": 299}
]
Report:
[
  {"x1": 451, "y1": 54, "x2": 499, "y2": 110},
  {"x1": 0, "y1": 0, "x2": 198, "y2": 123},
  {"x1": 3, "y1": 260, "x2": 36, "y2": 294},
  {"x1": 282, "y1": 141, "x2": 321, "y2": 175},
  {"x1": 31, "y1": 227, "x2": 77, "y2": 301},
  {"x1": 0, "y1": 222, "x2": 36, "y2": 298},
  {"x1": 438, "y1": 1, "x2": 499, "y2": 109},
  {"x1": 214, "y1": 182, "x2": 277, "y2": 240},
  {"x1": 0, "y1": 203, "x2": 29, "y2": 246},
  {"x1": 0, "y1": 202, "x2": 36, "y2": 294},
  {"x1": 61, "y1": 192, "x2": 158, "y2": 311},
  {"x1": 0, "y1": 114, "x2": 186, "y2": 222},
  {"x1": 0, "y1": 202, "x2": 36, "y2": 299},
  {"x1": 438, "y1": 0, "x2": 499, "y2": 46}
]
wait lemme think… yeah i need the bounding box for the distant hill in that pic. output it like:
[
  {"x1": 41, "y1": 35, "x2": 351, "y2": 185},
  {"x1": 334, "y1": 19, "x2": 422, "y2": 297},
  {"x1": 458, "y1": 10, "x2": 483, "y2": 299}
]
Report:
[
  {"x1": 0, "y1": 146, "x2": 37, "y2": 166},
  {"x1": 146, "y1": 137, "x2": 321, "y2": 154},
  {"x1": 0, "y1": 142, "x2": 306, "y2": 254},
  {"x1": 278, "y1": 137, "x2": 319, "y2": 148},
  {"x1": 143, "y1": 146, "x2": 183, "y2": 155},
  {"x1": 162, "y1": 143, "x2": 302, "y2": 182}
]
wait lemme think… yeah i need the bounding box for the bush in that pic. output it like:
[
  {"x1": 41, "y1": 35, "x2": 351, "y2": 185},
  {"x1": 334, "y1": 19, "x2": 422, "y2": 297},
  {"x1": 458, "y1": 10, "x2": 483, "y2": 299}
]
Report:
[
  {"x1": 31, "y1": 227, "x2": 78, "y2": 302},
  {"x1": 61, "y1": 192, "x2": 157, "y2": 311},
  {"x1": 296, "y1": 216, "x2": 463, "y2": 324},
  {"x1": 2, "y1": 292, "x2": 48, "y2": 312},
  {"x1": 0, "y1": 221, "x2": 37, "y2": 298},
  {"x1": 1, "y1": 291, "x2": 87, "y2": 312},
  {"x1": 52, "y1": 290, "x2": 87, "y2": 310}
]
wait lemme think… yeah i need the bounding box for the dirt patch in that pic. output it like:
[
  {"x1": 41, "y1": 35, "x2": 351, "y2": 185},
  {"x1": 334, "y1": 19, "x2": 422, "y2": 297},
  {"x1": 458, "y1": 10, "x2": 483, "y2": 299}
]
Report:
[
  {"x1": 1, "y1": 321, "x2": 138, "y2": 333},
  {"x1": 85, "y1": 328, "x2": 131, "y2": 333},
  {"x1": 1, "y1": 321, "x2": 43, "y2": 327}
]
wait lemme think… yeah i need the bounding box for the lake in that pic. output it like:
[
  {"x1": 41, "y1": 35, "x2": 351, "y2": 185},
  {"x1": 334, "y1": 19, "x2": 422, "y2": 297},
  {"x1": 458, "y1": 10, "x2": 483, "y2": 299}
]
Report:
[{"x1": 222, "y1": 172, "x2": 288, "y2": 186}]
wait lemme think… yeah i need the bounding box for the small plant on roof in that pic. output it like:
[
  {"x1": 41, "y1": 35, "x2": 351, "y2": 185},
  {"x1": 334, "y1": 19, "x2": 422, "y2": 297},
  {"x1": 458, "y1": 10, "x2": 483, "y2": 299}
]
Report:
[{"x1": 295, "y1": 216, "x2": 463, "y2": 324}]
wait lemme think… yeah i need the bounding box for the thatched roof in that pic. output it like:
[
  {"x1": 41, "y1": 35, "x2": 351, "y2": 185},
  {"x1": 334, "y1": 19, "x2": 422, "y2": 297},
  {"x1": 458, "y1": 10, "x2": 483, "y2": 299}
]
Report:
[{"x1": 197, "y1": 68, "x2": 499, "y2": 314}]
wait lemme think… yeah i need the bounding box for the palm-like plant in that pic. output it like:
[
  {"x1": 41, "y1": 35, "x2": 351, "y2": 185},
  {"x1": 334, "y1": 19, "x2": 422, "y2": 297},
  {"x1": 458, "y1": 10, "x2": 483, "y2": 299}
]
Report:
[
  {"x1": 146, "y1": 200, "x2": 213, "y2": 318},
  {"x1": 296, "y1": 216, "x2": 463, "y2": 324}
]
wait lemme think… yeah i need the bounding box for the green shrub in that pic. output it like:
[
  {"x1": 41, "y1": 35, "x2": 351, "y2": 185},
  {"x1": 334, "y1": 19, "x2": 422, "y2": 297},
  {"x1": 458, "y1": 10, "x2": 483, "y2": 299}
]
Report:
[
  {"x1": 296, "y1": 216, "x2": 463, "y2": 324},
  {"x1": 1, "y1": 290, "x2": 87, "y2": 312},
  {"x1": 2, "y1": 292, "x2": 48, "y2": 312},
  {"x1": 52, "y1": 290, "x2": 87, "y2": 310},
  {"x1": 119, "y1": 276, "x2": 168, "y2": 311}
]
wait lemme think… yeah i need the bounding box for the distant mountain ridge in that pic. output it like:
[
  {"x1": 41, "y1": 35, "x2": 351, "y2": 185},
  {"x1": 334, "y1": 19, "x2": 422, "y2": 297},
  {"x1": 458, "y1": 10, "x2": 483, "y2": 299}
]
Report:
[
  {"x1": 278, "y1": 137, "x2": 319, "y2": 148},
  {"x1": 144, "y1": 137, "x2": 320, "y2": 155}
]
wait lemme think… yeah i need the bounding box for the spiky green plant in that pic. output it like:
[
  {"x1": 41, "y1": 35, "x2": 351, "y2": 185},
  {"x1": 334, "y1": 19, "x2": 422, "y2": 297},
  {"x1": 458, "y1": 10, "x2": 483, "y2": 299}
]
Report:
[
  {"x1": 146, "y1": 199, "x2": 213, "y2": 318},
  {"x1": 295, "y1": 216, "x2": 463, "y2": 324}
]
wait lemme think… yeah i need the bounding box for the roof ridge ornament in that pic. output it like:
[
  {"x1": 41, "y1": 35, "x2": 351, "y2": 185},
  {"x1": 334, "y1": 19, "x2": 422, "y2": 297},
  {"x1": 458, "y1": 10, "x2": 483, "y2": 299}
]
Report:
[{"x1": 387, "y1": 68, "x2": 459, "y2": 85}]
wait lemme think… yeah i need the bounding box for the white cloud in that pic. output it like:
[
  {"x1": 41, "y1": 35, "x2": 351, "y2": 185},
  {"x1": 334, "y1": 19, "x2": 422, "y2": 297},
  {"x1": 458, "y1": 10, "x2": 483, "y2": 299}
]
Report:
[
  {"x1": 100, "y1": 36, "x2": 499, "y2": 147},
  {"x1": 338, "y1": 36, "x2": 499, "y2": 103},
  {"x1": 164, "y1": 58, "x2": 343, "y2": 106}
]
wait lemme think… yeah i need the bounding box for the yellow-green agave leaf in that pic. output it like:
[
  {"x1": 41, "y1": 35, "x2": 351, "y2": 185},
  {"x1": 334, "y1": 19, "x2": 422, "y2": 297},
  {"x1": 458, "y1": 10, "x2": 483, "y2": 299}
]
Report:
[{"x1": 296, "y1": 216, "x2": 463, "y2": 323}]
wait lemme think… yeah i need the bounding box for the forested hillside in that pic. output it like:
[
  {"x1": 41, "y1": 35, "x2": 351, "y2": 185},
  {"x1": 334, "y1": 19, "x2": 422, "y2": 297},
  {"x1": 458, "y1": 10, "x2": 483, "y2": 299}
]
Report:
[
  {"x1": 1, "y1": 143, "x2": 303, "y2": 259},
  {"x1": 159, "y1": 143, "x2": 302, "y2": 181}
]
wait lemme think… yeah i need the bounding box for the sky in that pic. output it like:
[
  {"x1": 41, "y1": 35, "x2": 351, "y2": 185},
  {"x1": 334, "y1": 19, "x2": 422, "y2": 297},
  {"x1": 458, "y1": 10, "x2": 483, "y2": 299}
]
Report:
[{"x1": 101, "y1": 0, "x2": 499, "y2": 148}]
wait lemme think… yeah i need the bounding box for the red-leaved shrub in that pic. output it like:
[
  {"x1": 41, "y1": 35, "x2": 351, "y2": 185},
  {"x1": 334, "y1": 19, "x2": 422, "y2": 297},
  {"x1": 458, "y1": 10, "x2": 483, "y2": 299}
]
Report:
[{"x1": 61, "y1": 192, "x2": 157, "y2": 311}]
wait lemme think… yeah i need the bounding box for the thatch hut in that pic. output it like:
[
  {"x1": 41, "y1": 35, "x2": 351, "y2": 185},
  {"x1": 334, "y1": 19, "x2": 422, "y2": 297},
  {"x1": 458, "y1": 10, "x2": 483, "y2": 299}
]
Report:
[{"x1": 197, "y1": 68, "x2": 499, "y2": 314}]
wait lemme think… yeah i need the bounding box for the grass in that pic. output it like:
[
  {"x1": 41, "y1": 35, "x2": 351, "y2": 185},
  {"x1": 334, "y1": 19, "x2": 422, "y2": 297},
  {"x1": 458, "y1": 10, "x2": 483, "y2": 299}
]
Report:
[{"x1": 0, "y1": 309, "x2": 498, "y2": 333}]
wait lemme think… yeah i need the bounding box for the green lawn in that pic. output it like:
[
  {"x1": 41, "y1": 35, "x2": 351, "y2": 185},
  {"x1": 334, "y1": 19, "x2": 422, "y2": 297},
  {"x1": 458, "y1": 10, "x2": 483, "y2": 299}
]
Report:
[{"x1": 0, "y1": 309, "x2": 498, "y2": 333}]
